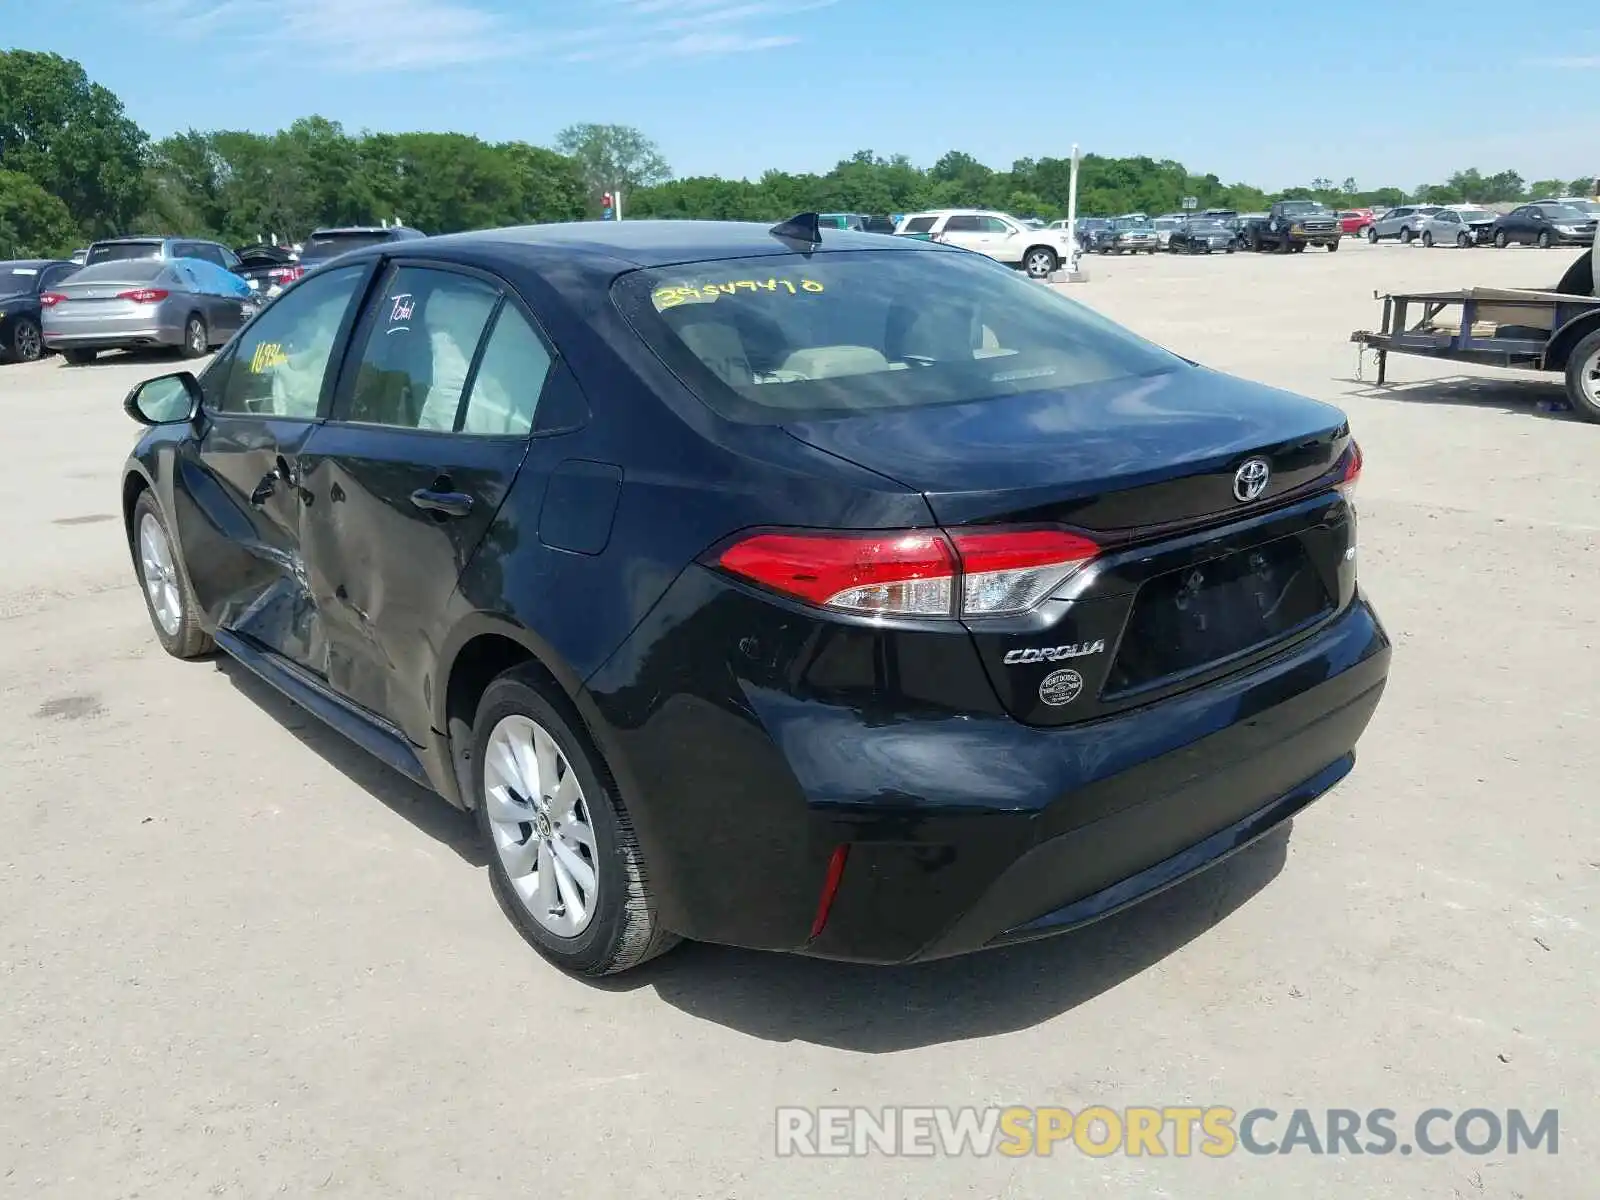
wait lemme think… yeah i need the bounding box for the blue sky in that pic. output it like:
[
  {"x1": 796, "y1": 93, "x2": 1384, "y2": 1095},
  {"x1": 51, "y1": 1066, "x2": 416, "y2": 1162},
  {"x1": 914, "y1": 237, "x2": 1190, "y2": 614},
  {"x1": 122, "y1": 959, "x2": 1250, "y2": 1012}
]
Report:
[{"x1": 11, "y1": 0, "x2": 1598, "y2": 190}]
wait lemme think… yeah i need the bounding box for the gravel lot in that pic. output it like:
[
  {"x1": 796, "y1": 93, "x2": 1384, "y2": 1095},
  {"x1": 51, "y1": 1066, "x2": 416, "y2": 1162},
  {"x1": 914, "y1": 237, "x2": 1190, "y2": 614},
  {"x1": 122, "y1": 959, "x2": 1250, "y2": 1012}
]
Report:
[{"x1": 2, "y1": 240, "x2": 1594, "y2": 1198}]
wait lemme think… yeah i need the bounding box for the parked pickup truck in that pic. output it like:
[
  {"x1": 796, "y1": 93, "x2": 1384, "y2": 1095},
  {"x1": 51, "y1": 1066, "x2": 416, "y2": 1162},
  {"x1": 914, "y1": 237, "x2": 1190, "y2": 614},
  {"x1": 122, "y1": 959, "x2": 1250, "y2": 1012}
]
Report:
[{"x1": 1244, "y1": 201, "x2": 1342, "y2": 253}]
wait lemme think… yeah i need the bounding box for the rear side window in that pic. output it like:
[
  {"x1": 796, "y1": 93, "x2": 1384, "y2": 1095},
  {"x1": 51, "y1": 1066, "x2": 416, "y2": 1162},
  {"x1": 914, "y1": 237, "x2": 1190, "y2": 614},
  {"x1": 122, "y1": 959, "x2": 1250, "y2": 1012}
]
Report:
[
  {"x1": 901, "y1": 216, "x2": 936, "y2": 233},
  {"x1": 86, "y1": 241, "x2": 163, "y2": 265},
  {"x1": 461, "y1": 306, "x2": 553, "y2": 436},
  {"x1": 614, "y1": 250, "x2": 1182, "y2": 423},
  {"x1": 341, "y1": 266, "x2": 499, "y2": 431},
  {"x1": 212, "y1": 264, "x2": 368, "y2": 418}
]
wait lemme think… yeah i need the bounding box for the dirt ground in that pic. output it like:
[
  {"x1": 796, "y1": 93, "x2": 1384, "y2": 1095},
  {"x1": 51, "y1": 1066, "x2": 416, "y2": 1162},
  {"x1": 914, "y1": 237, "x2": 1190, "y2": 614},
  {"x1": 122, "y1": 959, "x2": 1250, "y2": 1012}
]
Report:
[{"x1": 1, "y1": 239, "x2": 1594, "y2": 1198}]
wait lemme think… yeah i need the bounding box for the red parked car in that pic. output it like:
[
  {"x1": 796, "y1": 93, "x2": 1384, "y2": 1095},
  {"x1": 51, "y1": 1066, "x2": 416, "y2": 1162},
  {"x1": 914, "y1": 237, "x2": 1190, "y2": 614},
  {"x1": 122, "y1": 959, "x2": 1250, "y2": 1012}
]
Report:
[{"x1": 1339, "y1": 209, "x2": 1376, "y2": 236}]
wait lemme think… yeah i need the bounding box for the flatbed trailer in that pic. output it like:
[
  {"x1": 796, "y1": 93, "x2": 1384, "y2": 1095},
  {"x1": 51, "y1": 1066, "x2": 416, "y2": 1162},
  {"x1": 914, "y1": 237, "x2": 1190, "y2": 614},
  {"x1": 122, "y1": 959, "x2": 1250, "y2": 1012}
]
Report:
[{"x1": 1350, "y1": 282, "x2": 1600, "y2": 423}]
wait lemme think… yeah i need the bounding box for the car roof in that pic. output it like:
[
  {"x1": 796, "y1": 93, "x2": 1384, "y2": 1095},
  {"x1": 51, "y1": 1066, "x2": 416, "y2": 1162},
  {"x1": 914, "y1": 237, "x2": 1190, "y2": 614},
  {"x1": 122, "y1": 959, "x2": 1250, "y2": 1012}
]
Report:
[
  {"x1": 310, "y1": 226, "x2": 425, "y2": 236},
  {"x1": 409, "y1": 220, "x2": 941, "y2": 270},
  {"x1": 2, "y1": 258, "x2": 71, "y2": 270}
]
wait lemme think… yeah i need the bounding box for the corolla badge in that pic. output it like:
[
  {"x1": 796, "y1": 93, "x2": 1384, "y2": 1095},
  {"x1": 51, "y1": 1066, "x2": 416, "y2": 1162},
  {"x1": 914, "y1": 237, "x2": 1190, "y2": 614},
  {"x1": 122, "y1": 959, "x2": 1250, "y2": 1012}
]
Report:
[{"x1": 1233, "y1": 457, "x2": 1271, "y2": 503}]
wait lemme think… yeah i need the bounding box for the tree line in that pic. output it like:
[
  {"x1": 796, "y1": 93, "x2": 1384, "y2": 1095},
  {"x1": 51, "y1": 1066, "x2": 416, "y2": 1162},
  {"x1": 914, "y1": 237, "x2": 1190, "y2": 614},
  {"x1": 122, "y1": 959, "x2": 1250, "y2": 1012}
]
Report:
[{"x1": 2, "y1": 49, "x2": 1594, "y2": 260}]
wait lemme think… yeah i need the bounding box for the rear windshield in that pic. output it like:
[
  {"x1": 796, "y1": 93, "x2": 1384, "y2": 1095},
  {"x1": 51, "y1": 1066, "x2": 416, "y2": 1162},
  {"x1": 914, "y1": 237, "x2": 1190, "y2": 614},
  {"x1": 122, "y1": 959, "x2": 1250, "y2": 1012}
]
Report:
[
  {"x1": 86, "y1": 240, "x2": 163, "y2": 265},
  {"x1": 613, "y1": 250, "x2": 1183, "y2": 424},
  {"x1": 300, "y1": 232, "x2": 389, "y2": 262},
  {"x1": 63, "y1": 260, "x2": 168, "y2": 284}
]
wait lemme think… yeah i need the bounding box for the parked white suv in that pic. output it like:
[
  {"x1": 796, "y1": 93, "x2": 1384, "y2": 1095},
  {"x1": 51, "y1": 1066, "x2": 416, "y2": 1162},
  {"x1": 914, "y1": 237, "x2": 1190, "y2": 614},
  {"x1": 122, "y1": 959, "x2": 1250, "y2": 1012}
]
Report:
[{"x1": 895, "y1": 209, "x2": 1076, "y2": 278}]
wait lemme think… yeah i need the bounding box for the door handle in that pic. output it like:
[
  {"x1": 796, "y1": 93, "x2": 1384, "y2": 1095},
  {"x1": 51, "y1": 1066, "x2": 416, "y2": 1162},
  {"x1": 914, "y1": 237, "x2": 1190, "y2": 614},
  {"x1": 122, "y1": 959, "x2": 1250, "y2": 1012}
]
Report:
[{"x1": 410, "y1": 489, "x2": 473, "y2": 518}]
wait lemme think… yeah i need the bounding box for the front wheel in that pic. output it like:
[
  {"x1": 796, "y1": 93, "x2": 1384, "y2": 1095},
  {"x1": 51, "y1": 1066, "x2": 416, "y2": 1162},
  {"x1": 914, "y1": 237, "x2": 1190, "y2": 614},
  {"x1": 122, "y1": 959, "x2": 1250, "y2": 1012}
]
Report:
[
  {"x1": 1563, "y1": 329, "x2": 1600, "y2": 423},
  {"x1": 1366, "y1": 226, "x2": 1379, "y2": 243},
  {"x1": 179, "y1": 314, "x2": 208, "y2": 359},
  {"x1": 1326, "y1": 238, "x2": 1340, "y2": 252},
  {"x1": 475, "y1": 671, "x2": 680, "y2": 976},
  {"x1": 1023, "y1": 247, "x2": 1057, "y2": 278},
  {"x1": 1538, "y1": 230, "x2": 1553, "y2": 250},
  {"x1": 1399, "y1": 227, "x2": 1414, "y2": 245},
  {"x1": 1457, "y1": 232, "x2": 1472, "y2": 248},
  {"x1": 7, "y1": 316, "x2": 42, "y2": 362},
  {"x1": 131, "y1": 490, "x2": 213, "y2": 659},
  {"x1": 1494, "y1": 230, "x2": 1509, "y2": 249}
]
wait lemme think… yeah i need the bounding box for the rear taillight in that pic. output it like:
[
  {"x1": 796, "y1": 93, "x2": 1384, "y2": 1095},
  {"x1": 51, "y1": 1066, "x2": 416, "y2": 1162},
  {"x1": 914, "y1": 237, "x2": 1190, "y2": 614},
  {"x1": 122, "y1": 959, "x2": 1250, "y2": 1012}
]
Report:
[
  {"x1": 117, "y1": 288, "x2": 169, "y2": 303},
  {"x1": 268, "y1": 266, "x2": 303, "y2": 283},
  {"x1": 716, "y1": 526, "x2": 1100, "y2": 619},
  {"x1": 1336, "y1": 441, "x2": 1362, "y2": 504},
  {"x1": 39, "y1": 292, "x2": 65, "y2": 307}
]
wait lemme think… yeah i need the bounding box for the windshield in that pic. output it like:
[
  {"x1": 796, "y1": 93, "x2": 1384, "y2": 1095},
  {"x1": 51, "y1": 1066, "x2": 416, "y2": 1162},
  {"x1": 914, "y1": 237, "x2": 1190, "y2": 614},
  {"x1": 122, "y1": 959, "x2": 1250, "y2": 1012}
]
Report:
[
  {"x1": 86, "y1": 240, "x2": 163, "y2": 266},
  {"x1": 300, "y1": 231, "x2": 390, "y2": 263},
  {"x1": 1153, "y1": 218, "x2": 1183, "y2": 231},
  {"x1": 1187, "y1": 220, "x2": 1228, "y2": 231},
  {"x1": 1455, "y1": 209, "x2": 1493, "y2": 222},
  {"x1": 0, "y1": 264, "x2": 43, "y2": 297},
  {"x1": 1278, "y1": 202, "x2": 1328, "y2": 216},
  {"x1": 1113, "y1": 217, "x2": 1149, "y2": 230},
  {"x1": 613, "y1": 250, "x2": 1183, "y2": 424},
  {"x1": 1540, "y1": 205, "x2": 1589, "y2": 221}
]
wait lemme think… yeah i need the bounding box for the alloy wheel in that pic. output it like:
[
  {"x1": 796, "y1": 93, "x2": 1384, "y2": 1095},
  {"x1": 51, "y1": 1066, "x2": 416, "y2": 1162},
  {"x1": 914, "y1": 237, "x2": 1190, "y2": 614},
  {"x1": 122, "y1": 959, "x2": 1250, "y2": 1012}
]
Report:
[
  {"x1": 1024, "y1": 250, "x2": 1055, "y2": 278},
  {"x1": 483, "y1": 714, "x2": 599, "y2": 938},
  {"x1": 187, "y1": 319, "x2": 206, "y2": 355},
  {"x1": 138, "y1": 513, "x2": 183, "y2": 637},
  {"x1": 14, "y1": 320, "x2": 42, "y2": 362},
  {"x1": 1579, "y1": 347, "x2": 1600, "y2": 410}
]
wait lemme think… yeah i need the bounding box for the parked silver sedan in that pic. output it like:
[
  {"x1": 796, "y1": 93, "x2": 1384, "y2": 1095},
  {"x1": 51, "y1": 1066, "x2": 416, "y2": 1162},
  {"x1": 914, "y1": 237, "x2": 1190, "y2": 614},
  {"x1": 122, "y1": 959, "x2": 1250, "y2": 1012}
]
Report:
[
  {"x1": 41, "y1": 258, "x2": 259, "y2": 365},
  {"x1": 1419, "y1": 207, "x2": 1497, "y2": 247}
]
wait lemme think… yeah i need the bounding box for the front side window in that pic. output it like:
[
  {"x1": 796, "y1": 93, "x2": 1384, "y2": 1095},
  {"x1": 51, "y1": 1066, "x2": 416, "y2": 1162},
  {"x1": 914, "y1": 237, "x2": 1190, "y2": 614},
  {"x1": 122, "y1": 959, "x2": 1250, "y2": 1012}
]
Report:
[
  {"x1": 342, "y1": 266, "x2": 500, "y2": 431},
  {"x1": 212, "y1": 264, "x2": 368, "y2": 418},
  {"x1": 615, "y1": 249, "x2": 1184, "y2": 424},
  {"x1": 978, "y1": 217, "x2": 1014, "y2": 234},
  {"x1": 943, "y1": 215, "x2": 983, "y2": 233}
]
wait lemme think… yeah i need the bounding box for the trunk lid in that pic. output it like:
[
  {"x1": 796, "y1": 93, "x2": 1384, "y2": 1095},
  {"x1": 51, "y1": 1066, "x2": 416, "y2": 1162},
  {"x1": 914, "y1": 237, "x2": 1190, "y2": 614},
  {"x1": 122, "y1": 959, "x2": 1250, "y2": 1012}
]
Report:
[
  {"x1": 782, "y1": 366, "x2": 1357, "y2": 727},
  {"x1": 780, "y1": 366, "x2": 1349, "y2": 531}
]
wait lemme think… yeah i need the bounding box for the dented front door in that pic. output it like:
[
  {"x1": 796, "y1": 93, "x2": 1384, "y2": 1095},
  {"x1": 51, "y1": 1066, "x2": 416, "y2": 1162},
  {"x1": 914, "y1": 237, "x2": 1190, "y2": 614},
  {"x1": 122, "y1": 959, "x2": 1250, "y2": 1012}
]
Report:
[{"x1": 170, "y1": 260, "x2": 375, "y2": 680}]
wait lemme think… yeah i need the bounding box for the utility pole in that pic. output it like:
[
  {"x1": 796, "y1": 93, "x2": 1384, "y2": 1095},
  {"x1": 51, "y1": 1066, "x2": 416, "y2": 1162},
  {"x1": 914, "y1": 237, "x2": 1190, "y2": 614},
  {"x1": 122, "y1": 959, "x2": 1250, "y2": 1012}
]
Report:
[
  {"x1": 1066, "y1": 143, "x2": 1087, "y2": 282},
  {"x1": 615, "y1": 185, "x2": 624, "y2": 222}
]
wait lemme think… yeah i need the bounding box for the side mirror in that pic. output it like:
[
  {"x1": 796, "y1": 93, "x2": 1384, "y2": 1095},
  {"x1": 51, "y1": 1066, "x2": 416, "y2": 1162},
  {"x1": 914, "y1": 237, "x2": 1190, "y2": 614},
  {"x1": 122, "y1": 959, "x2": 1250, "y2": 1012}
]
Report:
[{"x1": 124, "y1": 372, "x2": 202, "y2": 426}]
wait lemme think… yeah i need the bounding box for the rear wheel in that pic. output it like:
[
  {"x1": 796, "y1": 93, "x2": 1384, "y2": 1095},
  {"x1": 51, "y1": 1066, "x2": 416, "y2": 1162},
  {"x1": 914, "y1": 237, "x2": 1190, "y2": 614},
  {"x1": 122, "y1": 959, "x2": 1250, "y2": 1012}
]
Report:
[
  {"x1": 1538, "y1": 230, "x2": 1553, "y2": 250},
  {"x1": 62, "y1": 348, "x2": 96, "y2": 365},
  {"x1": 1023, "y1": 247, "x2": 1057, "y2": 278},
  {"x1": 474, "y1": 670, "x2": 679, "y2": 976},
  {"x1": 179, "y1": 314, "x2": 207, "y2": 359},
  {"x1": 1399, "y1": 227, "x2": 1414, "y2": 245},
  {"x1": 131, "y1": 490, "x2": 213, "y2": 659},
  {"x1": 8, "y1": 316, "x2": 42, "y2": 362},
  {"x1": 1365, "y1": 225, "x2": 1379, "y2": 243},
  {"x1": 1563, "y1": 329, "x2": 1600, "y2": 423},
  {"x1": 1421, "y1": 230, "x2": 1434, "y2": 248}
]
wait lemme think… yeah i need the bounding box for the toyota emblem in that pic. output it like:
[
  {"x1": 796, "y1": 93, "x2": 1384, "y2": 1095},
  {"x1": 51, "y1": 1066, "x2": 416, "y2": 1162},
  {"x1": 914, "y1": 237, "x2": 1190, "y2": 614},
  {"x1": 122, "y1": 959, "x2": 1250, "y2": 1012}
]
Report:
[{"x1": 1233, "y1": 457, "x2": 1271, "y2": 502}]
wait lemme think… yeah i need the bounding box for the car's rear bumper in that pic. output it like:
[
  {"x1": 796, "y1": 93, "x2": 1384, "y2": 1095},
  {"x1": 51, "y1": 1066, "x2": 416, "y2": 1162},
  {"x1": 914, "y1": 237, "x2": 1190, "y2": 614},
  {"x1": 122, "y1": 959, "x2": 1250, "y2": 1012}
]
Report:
[
  {"x1": 42, "y1": 324, "x2": 182, "y2": 350},
  {"x1": 586, "y1": 577, "x2": 1391, "y2": 964}
]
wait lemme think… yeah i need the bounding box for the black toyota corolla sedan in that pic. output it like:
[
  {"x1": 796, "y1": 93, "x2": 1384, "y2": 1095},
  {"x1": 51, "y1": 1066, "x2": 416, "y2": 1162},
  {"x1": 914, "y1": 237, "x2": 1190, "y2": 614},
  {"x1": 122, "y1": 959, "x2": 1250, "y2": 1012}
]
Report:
[{"x1": 119, "y1": 218, "x2": 1390, "y2": 975}]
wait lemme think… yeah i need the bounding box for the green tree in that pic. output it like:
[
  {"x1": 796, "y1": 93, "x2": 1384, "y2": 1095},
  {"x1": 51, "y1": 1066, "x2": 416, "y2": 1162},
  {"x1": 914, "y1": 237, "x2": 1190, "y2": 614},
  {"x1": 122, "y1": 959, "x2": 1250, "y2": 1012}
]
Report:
[
  {"x1": 0, "y1": 51, "x2": 147, "y2": 237},
  {"x1": 0, "y1": 168, "x2": 78, "y2": 257},
  {"x1": 554, "y1": 123, "x2": 670, "y2": 209}
]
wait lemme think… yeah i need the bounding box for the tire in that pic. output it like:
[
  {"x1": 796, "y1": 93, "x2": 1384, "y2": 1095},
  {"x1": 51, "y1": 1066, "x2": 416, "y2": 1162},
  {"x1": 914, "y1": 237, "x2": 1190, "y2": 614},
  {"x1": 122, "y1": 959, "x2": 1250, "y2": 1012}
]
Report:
[
  {"x1": 131, "y1": 489, "x2": 214, "y2": 659},
  {"x1": 1457, "y1": 232, "x2": 1471, "y2": 248},
  {"x1": 474, "y1": 669, "x2": 680, "y2": 976},
  {"x1": 1421, "y1": 231, "x2": 1434, "y2": 248},
  {"x1": 1022, "y1": 247, "x2": 1057, "y2": 278},
  {"x1": 1563, "y1": 329, "x2": 1600, "y2": 423},
  {"x1": 1366, "y1": 226, "x2": 1379, "y2": 243},
  {"x1": 1494, "y1": 230, "x2": 1509, "y2": 249},
  {"x1": 1538, "y1": 230, "x2": 1553, "y2": 250},
  {"x1": 1291, "y1": 242, "x2": 1306, "y2": 253},
  {"x1": 179, "y1": 314, "x2": 208, "y2": 359},
  {"x1": 1326, "y1": 238, "x2": 1340, "y2": 252},
  {"x1": 1399, "y1": 227, "x2": 1413, "y2": 245},
  {"x1": 7, "y1": 316, "x2": 43, "y2": 362},
  {"x1": 62, "y1": 348, "x2": 97, "y2": 365}
]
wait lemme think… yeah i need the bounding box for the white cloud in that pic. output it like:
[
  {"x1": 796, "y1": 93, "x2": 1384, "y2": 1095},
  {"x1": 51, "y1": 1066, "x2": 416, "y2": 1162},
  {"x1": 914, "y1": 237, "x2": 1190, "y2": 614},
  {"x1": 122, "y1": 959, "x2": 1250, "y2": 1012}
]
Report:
[
  {"x1": 1533, "y1": 55, "x2": 1600, "y2": 68},
  {"x1": 128, "y1": 0, "x2": 833, "y2": 70}
]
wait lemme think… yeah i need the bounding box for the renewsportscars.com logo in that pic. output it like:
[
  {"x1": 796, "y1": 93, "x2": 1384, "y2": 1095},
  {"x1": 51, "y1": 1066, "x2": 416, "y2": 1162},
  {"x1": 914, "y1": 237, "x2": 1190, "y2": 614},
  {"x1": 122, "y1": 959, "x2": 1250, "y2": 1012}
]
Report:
[{"x1": 775, "y1": 1106, "x2": 1560, "y2": 1158}]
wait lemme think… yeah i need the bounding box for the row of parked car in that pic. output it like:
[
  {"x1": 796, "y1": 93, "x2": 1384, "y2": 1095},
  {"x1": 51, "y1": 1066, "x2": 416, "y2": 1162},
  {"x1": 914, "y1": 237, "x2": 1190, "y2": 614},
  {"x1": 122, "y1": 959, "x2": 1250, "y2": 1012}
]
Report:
[
  {"x1": 1353, "y1": 199, "x2": 1600, "y2": 249},
  {"x1": 0, "y1": 225, "x2": 424, "y2": 364}
]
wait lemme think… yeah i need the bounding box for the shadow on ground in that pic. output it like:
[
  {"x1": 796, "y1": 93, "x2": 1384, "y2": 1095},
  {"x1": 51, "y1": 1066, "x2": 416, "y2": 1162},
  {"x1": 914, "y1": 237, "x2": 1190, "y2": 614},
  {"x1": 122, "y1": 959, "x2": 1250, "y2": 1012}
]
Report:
[
  {"x1": 213, "y1": 654, "x2": 485, "y2": 866},
  {"x1": 211, "y1": 653, "x2": 1292, "y2": 1050},
  {"x1": 1338, "y1": 373, "x2": 1576, "y2": 419}
]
